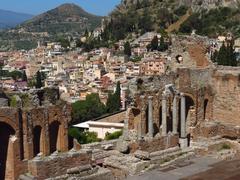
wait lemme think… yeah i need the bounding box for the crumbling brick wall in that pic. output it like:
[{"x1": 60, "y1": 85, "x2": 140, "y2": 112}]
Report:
[
  {"x1": 28, "y1": 151, "x2": 92, "y2": 180},
  {"x1": 0, "y1": 88, "x2": 72, "y2": 180},
  {"x1": 211, "y1": 68, "x2": 240, "y2": 125}
]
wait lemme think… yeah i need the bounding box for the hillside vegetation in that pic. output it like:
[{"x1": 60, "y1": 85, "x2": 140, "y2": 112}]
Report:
[
  {"x1": 101, "y1": 0, "x2": 240, "y2": 42},
  {"x1": 0, "y1": 3, "x2": 102, "y2": 51},
  {"x1": 179, "y1": 7, "x2": 240, "y2": 37},
  {"x1": 20, "y1": 3, "x2": 101, "y2": 35}
]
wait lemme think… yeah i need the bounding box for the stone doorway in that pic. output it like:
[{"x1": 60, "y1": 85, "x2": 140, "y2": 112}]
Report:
[
  {"x1": 49, "y1": 121, "x2": 60, "y2": 153},
  {"x1": 33, "y1": 126, "x2": 42, "y2": 156},
  {"x1": 204, "y1": 99, "x2": 209, "y2": 120},
  {"x1": 0, "y1": 122, "x2": 15, "y2": 180}
]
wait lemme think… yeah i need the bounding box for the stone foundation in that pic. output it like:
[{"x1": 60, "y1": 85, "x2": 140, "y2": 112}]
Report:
[
  {"x1": 129, "y1": 135, "x2": 179, "y2": 153},
  {"x1": 28, "y1": 150, "x2": 92, "y2": 180}
]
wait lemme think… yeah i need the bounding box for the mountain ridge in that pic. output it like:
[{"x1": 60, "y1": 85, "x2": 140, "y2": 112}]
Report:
[
  {"x1": 0, "y1": 3, "x2": 102, "y2": 51},
  {"x1": 18, "y1": 3, "x2": 102, "y2": 34},
  {"x1": 0, "y1": 9, "x2": 33, "y2": 29},
  {"x1": 101, "y1": 0, "x2": 240, "y2": 41}
]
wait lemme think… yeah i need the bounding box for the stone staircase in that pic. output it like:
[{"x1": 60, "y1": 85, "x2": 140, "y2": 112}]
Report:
[{"x1": 149, "y1": 146, "x2": 195, "y2": 167}]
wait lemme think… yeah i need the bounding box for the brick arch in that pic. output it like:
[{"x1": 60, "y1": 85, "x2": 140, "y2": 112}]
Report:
[
  {"x1": 0, "y1": 121, "x2": 16, "y2": 180},
  {"x1": 33, "y1": 125, "x2": 44, "y2": 157},
  {"x1": 203, "y1": 86, "x2": 214, "y2": 121},
  {"x1": 183, "y1": 93, "x2": 196, "y2": 106},
  {"x1": 0, "y1": 116, "x2": 18, "y2": 133},
  {"x1": 49, "y1": 120, "x2": 61, "y2": 153}
]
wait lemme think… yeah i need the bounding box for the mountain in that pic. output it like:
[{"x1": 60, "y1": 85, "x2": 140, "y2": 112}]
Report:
[
  {"x1": 0, "y1": 9, "x2": 33, "y2": 29},
  {"x1": 0, "y1": 3, "x2": 102, "y2": 51},
  {"x1": 17, "y1": 3, "x2": 102, "y2": 35},
  {"x1": 101, "y1": 0, "x2": 240, "y2": 41}
]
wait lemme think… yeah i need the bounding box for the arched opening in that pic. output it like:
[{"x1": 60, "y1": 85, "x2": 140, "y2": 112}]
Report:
[
  {"x1": 178, "y1": 95, "x2": 195, "y2": 145},
  {"x1": 0, "y1": 122, "x2": 15, "y2": 180},
  {"x1": 68, "y1": 135, "x2": 74, "y2": 150},
  {"x1": 204, "y1": 99, "x2": 209, "y2": 120},
  {"x1": 49, "y1": 121, "x2": 60, "y2": 153},
  {"x1": 185, "y1": 96, "x2": 195, "y2": 119},
  {"x1": 167, "y1": 102, "x2": 173, "y2": 133},
  {"x1": 33, "y1": 126, "x2": 42, "y2": 156},
  {"x1": 185, "y1": 96, "x2": 195, "y2": 146},
  {"x1": 159, "y1": 106, "x2": 162, "y2": 128}
]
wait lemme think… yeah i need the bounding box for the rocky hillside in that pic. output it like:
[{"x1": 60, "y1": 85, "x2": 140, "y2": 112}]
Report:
[
  {"x1": 102, "y1": 0, "x2": 240, "y2": 41},
  {"x1": 18, "y1": 3, "x2": 102, "y2": 35}
]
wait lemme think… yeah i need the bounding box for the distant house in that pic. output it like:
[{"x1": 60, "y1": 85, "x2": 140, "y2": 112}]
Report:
[
  {"x1": 140, "y1": 57, "x2": 166, "y2": 76},
  {"x1": 74, "y1": 121, "x2": 124, "y2": 139},
  {"x1": 132, "y1": 32, "x2": 160, "y2": 47}
]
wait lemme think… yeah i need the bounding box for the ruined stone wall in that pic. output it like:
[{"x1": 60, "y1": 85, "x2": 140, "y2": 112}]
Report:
[
  {"x1": 28, "y1": 151, "x2": 92, "y2": 180},
  {"x1": 211, "y1": 67, "x2": 240, "y2": 125},
  {"x1": 0, "y1": 88, "x2": 72, "y2": 180},
  {"x1": 129, "y1": 135, "x2": 179, "y2": 153},
  {"x1": 192, "y1": 121, "x2": 240, "y2": 140}
]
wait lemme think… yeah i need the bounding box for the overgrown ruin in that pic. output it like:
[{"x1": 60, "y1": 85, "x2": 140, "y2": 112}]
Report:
[{"x1": 0, "y1": 64, "x2": 240, "y2": 180}]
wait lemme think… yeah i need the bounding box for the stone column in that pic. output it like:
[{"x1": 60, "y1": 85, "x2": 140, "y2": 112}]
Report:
[
  {"x1": 148, "y1": 96, "x2": 153, "y2": 138},
  {"x1": 139, "y1": 95, "x2": 145, "y2": 138},
  {"x1": 172, "y1": 95, "x2": 179, "y2": 134},
  {"x1": 180, "y1": 93, "x2": 186, "y2": 138},
  {"x1": 180, "y1": 93, "x2": 188, "y2": 148},
  {"x1": 123, "y1": 108, "x2": 130, "y2": 140},
  {"x1": 162, "y1": 93, "x2": 167, "y2": 136}
]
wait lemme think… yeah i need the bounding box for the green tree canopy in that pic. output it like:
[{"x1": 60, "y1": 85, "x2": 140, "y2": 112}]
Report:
[
  {"x1": 150, "y1": 36, "x2": 159, "y2": 51},
  {"x1": 214, "y1": 41, "x2": 237, "y2": 66},
  {"x1": 124, "y1": 41, "x2": 132, "y2": 56},
  {"x1": 22, "y1": 70, "x2": 28, "y2": 81},
  {"x1": 36, "y1": 71, "x2": 43, "y2": 88},
  {"x1": 106, "y1": 81, "x2": 121, "y2": 113},
  {"x1": 72, "y1": 93, "x2": 106, "y2": 123}
]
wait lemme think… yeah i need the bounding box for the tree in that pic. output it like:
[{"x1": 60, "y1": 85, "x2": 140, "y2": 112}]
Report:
[
  {"x1": 84, "y1": 28, "x2": 89, "y2": 37},
  {"x1": 115, "y1": 81, "x2": 121, "y2": 110},
  {"x1": 106, "y1": 93, "x2": 116, "y2": 113},
  {"x1": 106, "y1": 82, "x2": 121, "y2": 113},
  {"x1": 150, "y1": 36, "x2": 159, "y2": 51},
  {"x1": 36, "y1": 71, "x2": 43, "y2": 88},
  {"x1": 124, "y1": 41, "x2": 131, "y2": 56},
  {"x1": 22, "y1": 71, "x2": 27, "y2": 81},
  {"x1": 214, "y1": 41, "x2": 237, "y2": 66},
  {"x1": 158, "y1": 36, "x2": 168, "y2": 51},
  {"x1": 9, "y1": 71, "x2": 23, "y2": 81},
  {"x1": 227, "y1": 41, "x2": 237, "y2": 66},
  {"x1": 72, "y1": 93, "x2": 106, "y2": 123}
]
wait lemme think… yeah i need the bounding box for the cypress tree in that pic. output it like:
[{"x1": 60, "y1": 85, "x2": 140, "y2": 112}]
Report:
[
  {"x1": 158, "y1": 36, "x2": 168, "y2": 51},
  {"x1": 124, "y1": 41, "x2": 131, "y2": 57},
  {"x1": 227, "y1": 41, "x2": 237, "y2": 66},
  {"x1": 151, "y1": 36, "x2": 159, "y2": 51},
  {"x1": 217, "y1": 43, "x2": 227, "y2": 65},
  {"x1": 115, "y1": 81, "x2": 121, "y2": 110},
  {"x1": 22, "y1": 70, "x2": 28, "y2": 81},
  {"x1": 36, "y1": 71, "x2": 43, "y2": 88},
  {"x1": 106, "y1": 81, "x2": 121, "y2": 113}
]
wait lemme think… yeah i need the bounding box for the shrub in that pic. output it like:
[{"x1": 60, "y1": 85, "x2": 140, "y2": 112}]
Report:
[
  {"x1": 10, "y1": 96, "x2": 17, "y2": 107},
  {"x1": 68, "y1": 127, "x2": 101, "y2": 144},
  {"x1": 105, "y1": 130, "x2": 123, "y2": 140},
  {"x1": 220, "y1": 144, "x2": 231, "y2": 150}
]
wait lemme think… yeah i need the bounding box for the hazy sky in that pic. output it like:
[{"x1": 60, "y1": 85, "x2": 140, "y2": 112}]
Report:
[{"x1": 0, "y1": 0, "x2": 121, "y2": 16}]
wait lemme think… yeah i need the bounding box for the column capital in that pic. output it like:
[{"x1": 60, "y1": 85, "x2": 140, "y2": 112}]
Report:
[
  {"x1": 180, "y1": 92, "x2": 185, "y2": 97},
  {"x1": 148, "y1": 96, "x2": 153, "y2": 100},
  {"x1": 162, "y1": 93, "x2": 168, "y2": 100}
]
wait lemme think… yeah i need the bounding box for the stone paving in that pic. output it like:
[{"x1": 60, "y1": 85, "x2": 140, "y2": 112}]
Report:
[{"x1": 126, "y1": 156, "x2": 222, "y2": 180}]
